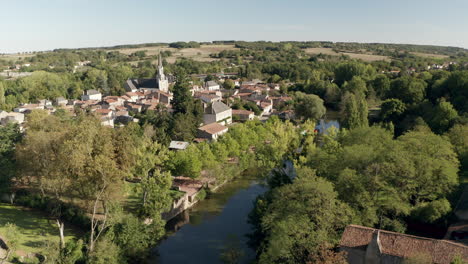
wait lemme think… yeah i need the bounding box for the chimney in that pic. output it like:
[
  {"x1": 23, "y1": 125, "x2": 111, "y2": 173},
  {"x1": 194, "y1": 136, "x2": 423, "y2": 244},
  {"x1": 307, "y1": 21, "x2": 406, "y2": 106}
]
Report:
[{"x1": 365, "y1": 230, "x2": 382, "y2": 264}]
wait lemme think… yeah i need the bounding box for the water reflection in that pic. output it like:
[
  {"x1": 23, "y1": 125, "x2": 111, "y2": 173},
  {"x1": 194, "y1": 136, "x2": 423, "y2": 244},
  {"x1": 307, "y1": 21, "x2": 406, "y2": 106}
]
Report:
[{"x1": 155, "y1": 173, "x2": 267, "y2": 264}]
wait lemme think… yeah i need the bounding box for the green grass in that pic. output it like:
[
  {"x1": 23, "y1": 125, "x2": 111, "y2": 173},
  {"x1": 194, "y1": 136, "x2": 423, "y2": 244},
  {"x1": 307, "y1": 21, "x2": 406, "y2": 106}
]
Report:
[{"x1": 0, "y1": 203, "x2": 80, "y2": 254}]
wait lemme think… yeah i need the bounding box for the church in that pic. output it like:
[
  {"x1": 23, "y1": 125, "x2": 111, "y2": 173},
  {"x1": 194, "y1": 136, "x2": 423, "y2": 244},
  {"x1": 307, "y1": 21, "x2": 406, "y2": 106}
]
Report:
[{"x1": 124, "y1": 53, "x2": 173, "y2": 93}]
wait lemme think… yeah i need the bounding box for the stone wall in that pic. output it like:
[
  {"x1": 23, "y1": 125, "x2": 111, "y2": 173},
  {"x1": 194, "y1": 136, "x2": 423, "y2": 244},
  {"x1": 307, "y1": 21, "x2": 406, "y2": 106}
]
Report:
[{"x1": 161, "y1": 190, "x2": 202, "y2": 222}]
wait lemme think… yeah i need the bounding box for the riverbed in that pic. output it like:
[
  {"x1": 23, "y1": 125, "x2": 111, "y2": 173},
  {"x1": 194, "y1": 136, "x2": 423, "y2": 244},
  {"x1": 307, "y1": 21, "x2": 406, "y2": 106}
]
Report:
[{"x1": 154, "y1": 173, "x2": 267, "y2": 264}]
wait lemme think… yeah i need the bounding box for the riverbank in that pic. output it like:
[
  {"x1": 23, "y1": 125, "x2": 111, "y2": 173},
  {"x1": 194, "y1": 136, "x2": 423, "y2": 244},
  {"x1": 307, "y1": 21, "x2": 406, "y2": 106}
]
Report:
[{"x1": 155, "y1": 171, "x2": 267, "y2": 264}]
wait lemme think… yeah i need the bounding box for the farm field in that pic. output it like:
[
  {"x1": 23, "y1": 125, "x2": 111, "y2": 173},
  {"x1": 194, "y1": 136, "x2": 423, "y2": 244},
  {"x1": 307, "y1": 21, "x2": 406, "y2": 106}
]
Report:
[
  {"x1": 111, "y1": 44, "x2": 239, "y2": 63},
  {"x1": 305, "y1": 47, "x2": 390, "y2": 62},
  {"x1": 411, "y1": 52, "x2": 450, "y2": 59},
  {"x1": 0, "y1": 53, "x2": 35, "y2": 62},
  {"x1": 0, "y1": 203, "x2": 79, "y2": 255}
]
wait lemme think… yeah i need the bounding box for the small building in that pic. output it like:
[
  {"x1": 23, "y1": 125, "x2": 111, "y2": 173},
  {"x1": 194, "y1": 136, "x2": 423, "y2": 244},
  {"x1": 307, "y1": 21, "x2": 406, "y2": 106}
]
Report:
[
  {"x1": 205, "y1": 80, "x2": 220, "y2": 91},
  {"x1": 125, "y1": 92, "x2": 139, "y2": 102},
  {"x1": 169, "y1": 141, "x2": 190, "y2": 151},
  {"x1": 81, "y1": 89, "x2": 102, "y2": 101},
  {"x1": 55, "y1": 97, "x2": 68, "y2": 106},
  {"x1": 0, "y1": 111, "x2": 24, "y2": 125},
  {"x1": 14, "y1": 104, "x2": 44, "y2": 113},
  {"x1": 232, "y1": 109, "x2": 254, "y2": 121},
  {"x1": 38, "y1": 99, "x2": 53, "y2": 107},
  {"x1": 203, "y1": 101, "x2": 232, "y2": 125},
  {"x1": 340, "y1": 224, "x2": 468, "y2": 264},
  {"x1": 197, "y1": 123, "x2": 228, "y2": 141}
]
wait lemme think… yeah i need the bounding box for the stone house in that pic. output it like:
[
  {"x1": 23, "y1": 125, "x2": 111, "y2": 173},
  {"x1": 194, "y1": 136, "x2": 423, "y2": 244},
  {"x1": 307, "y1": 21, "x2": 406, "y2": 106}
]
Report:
[
  {"x1": 205, "y1": 80, "x2": 220, "y2": 91},
  {"x1": 55, "y1": 97, "x2": 68, "y2": 106},
  {"x1": 81, "y1": 89, "x2": 102, "y2": 101},
  {"x1": 232, "y1": 109, "x2": 254, "y2": 121},
  {"x1": 203, "y1": 101, "x2": 232, "y2": 125},
  {"x1": 197, "y1": 123, "x2": 228, "y2": 141}
]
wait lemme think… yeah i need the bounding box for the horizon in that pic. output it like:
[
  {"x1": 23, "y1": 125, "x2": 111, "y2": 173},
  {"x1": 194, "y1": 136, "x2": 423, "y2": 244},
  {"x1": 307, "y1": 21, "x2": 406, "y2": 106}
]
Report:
[
  {"x1": 2, "y1": 39, "x2": 468, "y2": 55},
  {"x1": 1, "y1": 0, "x2": 468, "y2": 53}
]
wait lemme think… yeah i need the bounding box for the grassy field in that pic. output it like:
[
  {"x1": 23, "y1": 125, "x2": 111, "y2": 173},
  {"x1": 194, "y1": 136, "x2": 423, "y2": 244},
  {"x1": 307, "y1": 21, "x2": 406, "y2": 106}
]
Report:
[
  {"x1": 305, "y1": 47, "x2": 390, "y2": 62},
  {"x1": 410, "y1": 52, "x2": 450, "y2": 59},
  {"x1": 112, "y1": 44, "x2": 239, "y2": 63},
  {"x1": 0, "y1": 203, "x2": 80, "y2": 254},
  {"x1": 0, "y1": 53, "x2": 34, "y2": 62}
]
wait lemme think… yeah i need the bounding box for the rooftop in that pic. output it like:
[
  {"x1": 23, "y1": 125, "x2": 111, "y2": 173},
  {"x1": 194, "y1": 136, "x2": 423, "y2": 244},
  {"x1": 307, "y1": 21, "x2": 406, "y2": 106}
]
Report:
[
  {"x1": 169, "y1": 141, "x2": 190, "y2": 150},
  {"x1": 198, "y1": 123, "x2": 228, "y2": 135},
  {"x1": 340, "y1": 225, "x2": 468, "y2": 263}
]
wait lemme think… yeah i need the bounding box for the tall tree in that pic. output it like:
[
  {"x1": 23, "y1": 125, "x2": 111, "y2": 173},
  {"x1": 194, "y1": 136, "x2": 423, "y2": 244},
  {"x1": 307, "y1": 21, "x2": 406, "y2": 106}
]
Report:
[
  {"x1": 340, "y1": 92, "x2": 368, "y2": 129},
  {"x1": 294, "y1": 92, "x2": 326, "y2": 121}
]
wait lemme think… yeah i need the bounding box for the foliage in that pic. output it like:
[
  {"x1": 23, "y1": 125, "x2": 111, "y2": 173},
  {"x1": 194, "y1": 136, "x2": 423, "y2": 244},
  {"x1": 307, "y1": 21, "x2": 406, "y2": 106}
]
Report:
[
  {"x1": 304, "y1": 126, "x2": 459, "y2": 229},
  {"x1": 293, "y1": 92, "x2": 326, "y2": 121},
  {"x1": 252, "y1": 170, "x2": 353, "y2": 264},
  {"x1": 0, "y1": 123, "x2": 21, "y2": 193}
]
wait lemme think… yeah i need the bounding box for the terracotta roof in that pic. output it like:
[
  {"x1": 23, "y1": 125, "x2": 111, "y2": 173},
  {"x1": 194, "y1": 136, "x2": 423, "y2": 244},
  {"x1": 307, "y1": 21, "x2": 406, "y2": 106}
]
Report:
[
  {"x1": 198, "y1": 123, "x2": 228, "y2": 135},
  {"x1": 95, "y1": 109, "x2": 112, "y2": 115},
  {"x1": 126, "y1": 92, "x2": 138, "y2": 97},
  {"x1": 340, "y1": 225, "x2": 468, "y2": 263}
]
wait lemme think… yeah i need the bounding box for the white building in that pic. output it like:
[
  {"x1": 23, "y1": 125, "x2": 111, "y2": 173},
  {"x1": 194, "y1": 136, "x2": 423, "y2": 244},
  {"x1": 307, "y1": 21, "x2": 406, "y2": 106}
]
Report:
[
  {"x1": 197, "y1": 123, "x2": 228, "y2": 141},
  {"x1": 0, "y1": 111, "x2": 25, "y2": 125},
  {"x1": 205, "y1": 81, "x2": 220, "y2": 91},
  {"x1": 203, "y1": 101, "x2": 232, "y2": 125},
  {"x1": 82, "y1": 89, "x2": 102, "y2": 101}
]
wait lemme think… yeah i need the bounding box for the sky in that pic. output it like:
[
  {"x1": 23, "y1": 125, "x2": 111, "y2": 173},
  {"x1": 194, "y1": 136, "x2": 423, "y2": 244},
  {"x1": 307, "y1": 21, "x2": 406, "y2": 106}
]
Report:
[{"x1": 1, "y1": 0, "x2": 468, "y2": 53}]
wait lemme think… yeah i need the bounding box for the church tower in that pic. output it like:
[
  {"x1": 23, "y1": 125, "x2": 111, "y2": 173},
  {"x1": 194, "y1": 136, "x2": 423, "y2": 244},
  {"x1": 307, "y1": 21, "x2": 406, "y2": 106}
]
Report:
[{"x1": 157, "y1": 52, "x2": 169, "y2": 93}]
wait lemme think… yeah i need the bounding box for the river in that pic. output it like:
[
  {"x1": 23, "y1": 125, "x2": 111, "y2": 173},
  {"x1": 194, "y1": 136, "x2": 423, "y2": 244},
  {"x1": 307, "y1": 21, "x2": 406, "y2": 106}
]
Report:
[{"x1": 154, "y1": 172, "x2": 267, "y2": 264}]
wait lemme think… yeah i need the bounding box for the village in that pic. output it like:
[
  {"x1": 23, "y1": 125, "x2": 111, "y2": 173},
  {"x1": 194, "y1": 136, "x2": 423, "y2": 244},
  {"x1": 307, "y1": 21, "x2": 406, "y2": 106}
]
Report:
[{"x1": 1, "y1": 33, "x2": 468, "y2": 263}]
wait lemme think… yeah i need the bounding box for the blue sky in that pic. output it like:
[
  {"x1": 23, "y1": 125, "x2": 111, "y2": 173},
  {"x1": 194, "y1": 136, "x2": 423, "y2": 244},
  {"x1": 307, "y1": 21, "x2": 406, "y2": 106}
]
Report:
[{"x1": 1, "y1": 0, "x2": 467, "y2": 53}]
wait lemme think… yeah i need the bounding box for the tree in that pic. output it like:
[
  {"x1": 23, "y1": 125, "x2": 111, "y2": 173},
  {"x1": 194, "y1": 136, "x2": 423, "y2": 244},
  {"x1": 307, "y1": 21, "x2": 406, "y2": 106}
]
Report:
[
  {"x1": 389, "y1": 76, "x2": 427, "y2": 104},
  {"x1": 371, "y1": 74, "x2": 390, "y2": 98},
  {"x1": 447, "y1": 124, "x2": 468, "y2": 179},
  {"x1": 343, "y1": 76, "x2": 367, "y2": 96},
  {"x1": 255, "y1": 170, "x2": 353, "y2": 264},
  {"x1": 168, "y1": 146, "x2": 202, "y2": 178},
  {"x1": 334, "y1": 61, "x2": 375, "y2": 86},
  {"x1": 140, "y1": 170, "x2": 172, "y2": 217},
  {"x1": 380, "y1": 99, "x2": 406, "y2": 123},
  {"x1": 340, "y1": 92, "x2": 368, "y2": 129},
  {"x1": 305, "y1": 126, "x2": 459, "y2": 229},
  {"x1": 429, "y1": 100, "x2": 458, "y2": 133},
  {"x1": 0, "y1": 123, "x2": 21, "y2": 199},
  {"x1": 441, "y1": 71, "x2": 468, "y2": 113},
  {"x1": 223, "y1": 79, "x2": 235, "y2": 89},
  {"x1": 16, "y1": 113, "x2": 136, "y2": 255},
  {"x1": 294, "y1": 92, "x2": 326, "y2": 121},
  {"x1": 87, "y1": 237, "x2": 121, "y2": 264}
]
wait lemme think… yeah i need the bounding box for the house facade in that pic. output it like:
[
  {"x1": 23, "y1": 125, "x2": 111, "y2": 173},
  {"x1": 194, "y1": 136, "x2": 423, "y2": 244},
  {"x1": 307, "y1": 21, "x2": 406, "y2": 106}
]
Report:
[
  {"x1": 82, "y1": 89, "x2": 102, "y2": 101},
  {"x1": 203, "y1": 101, "x2": 232, "y2": 125},
  {"x1": 232, "y1": 109, "x2": 254, "y2": 121}
]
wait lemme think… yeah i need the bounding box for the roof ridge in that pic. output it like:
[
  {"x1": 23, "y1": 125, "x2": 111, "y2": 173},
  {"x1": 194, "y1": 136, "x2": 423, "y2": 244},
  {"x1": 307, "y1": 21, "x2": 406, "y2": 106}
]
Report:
[{"x1": 347, "y1": 225, "x2": 468, "y2": 249}]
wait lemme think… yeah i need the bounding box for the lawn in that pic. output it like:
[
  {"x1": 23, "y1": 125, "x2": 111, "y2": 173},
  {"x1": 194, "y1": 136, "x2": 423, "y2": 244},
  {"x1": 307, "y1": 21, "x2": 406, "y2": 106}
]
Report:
[{"x1": 0, "y1": 203, "x2": 80, "y2": 254}]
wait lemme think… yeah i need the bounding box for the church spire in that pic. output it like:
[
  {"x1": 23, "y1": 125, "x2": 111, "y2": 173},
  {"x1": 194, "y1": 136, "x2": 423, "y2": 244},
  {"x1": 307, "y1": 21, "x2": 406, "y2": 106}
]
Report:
[
  {"x1": 157, "y1": 51, "x2": 164, "y2": 78},
  {"x1": 158, "y1": 51, "x2": 162, "y2": 68}
]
